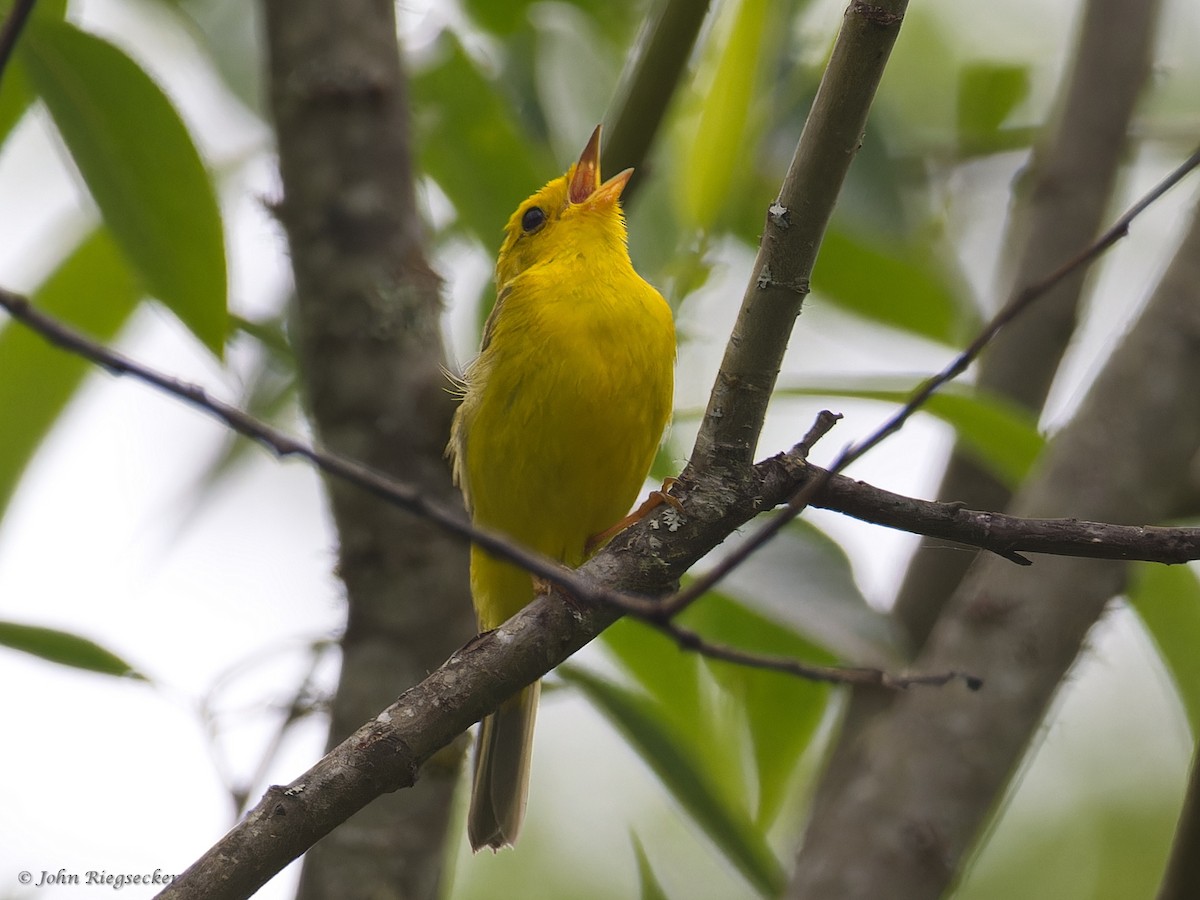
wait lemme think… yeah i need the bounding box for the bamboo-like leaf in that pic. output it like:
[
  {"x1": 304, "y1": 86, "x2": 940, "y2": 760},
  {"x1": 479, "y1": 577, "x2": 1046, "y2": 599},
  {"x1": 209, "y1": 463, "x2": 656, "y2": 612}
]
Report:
[
  {"x1": 957, "y1": 62, "x2": 1032, "y2": 156},
  {"x1": 679, "y1": 592, "x2": 830, "y2": 827},
  {"x1": 677, "y1": 522, "x2": 884, "y2": 826},
  {"x1": 632, "y1": 835, "x2": 672, "y2": 900},
  {"x1": 0, "y1": 0, "x2": 68, "y2": 143},
  {"x1": 813, "y1": 228, "x2": 976, "y2": 345},
  {"x1": 600, "y1": 616, "x2": 705, "y2": 731},
  {"x1": 0, "y1": 229, "x2": 141, "y2": 522},
  {"x1": 560, "y1": 665, "x2": 786, "y2": 897},
  {"x1": 1128, "y1": 560, "x2": 1200, "y2": 737},
  {"x1": 20, "y1": 19, "x2": 227, "y2": 354},
  {"x1": 600, "y1": 615, "x2": 757, "y2": 851},
  {"x1": 0, "y1": 56, "x2": 34, "y2": 147},
  {"x1": 0, "y1": 620, "x2": 146, "y2": 679},
  {"x1": 679, "y1": 0, "x2": 770, "y2": 230}
]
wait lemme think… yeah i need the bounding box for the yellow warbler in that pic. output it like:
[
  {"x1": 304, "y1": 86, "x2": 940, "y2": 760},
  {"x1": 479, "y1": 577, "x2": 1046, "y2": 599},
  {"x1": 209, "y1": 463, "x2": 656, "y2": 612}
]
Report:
[{"x1": 447, "y1": 126, "x2": 675, "y2": 850}]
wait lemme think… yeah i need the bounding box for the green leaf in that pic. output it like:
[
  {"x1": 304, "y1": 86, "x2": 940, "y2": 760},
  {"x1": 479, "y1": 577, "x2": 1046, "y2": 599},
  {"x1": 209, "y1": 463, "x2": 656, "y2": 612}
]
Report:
[
  {"x1": 560, "y1": 665, "x2": 786, "y2": 897},
  {"x1": 0, "y1": 56, "x2": 35, "y2": 148},
  {"x1": 1128, "y1": 561, "x2": 1200, "y2": 737},
  {"x1": 20, "y1": 19, "x2": 227, "y2": 354},
  {"x1": 0, "y1": 0, "x2": 68, "y2": 144},
  {"x1": 957, "y1": 62, "x2": 1031, "y2": 156},
  {"x1": 600, "y1": 615, "x2": 752, "y2": 835},
  {"x1": 410, "y1": 35, "x2": 551, "y2": 255},
  {"x1": 678, "y1": 524, "x2": 885, "y2": 827},
  {"x1": 702, "y1": 519, "x2": 902, "y2": 665},
  {"x1": 678, "y1": 592, "x2": 830, "y2": 827},
  {"x1": 813, "y1": 227, "x2": 976, "y2": 345},
  {"x1": 0, "y1": 228, "x2": 142, "y2": 522},
  {"x1": 777, "y1": 377, "x2": 1045, "y2": 487},
  {"x1": 679, "y1": 0, "x2": 770, "y2": 230},
  {"x1": 0, "y1": 620, "x2": 146, "y2": 679},
  {"x1": 4, "y1": 0, "x2": 68, "y2": 16},
  {"x1": 632, "y1": 835, "x2": 672, "y2": 900},
  {"x1": 599, "y1": 618, "x2": 708, "y2": 771},
  {"x1": 922, "y1": 389, "x2": 1044, "y2": 484}
]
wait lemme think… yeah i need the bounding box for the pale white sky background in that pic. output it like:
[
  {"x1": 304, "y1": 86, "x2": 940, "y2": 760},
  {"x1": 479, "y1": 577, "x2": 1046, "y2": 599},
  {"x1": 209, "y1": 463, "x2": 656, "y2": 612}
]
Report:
[{"x1": 0, "y1": 0, "x2": 1196, "y2": 897}]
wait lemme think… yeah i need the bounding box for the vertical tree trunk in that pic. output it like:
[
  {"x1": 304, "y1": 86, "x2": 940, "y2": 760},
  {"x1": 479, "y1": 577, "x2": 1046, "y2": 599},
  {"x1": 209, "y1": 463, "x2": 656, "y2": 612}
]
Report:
[
  {"x1": 895, "y1": 0, "x2": 1163, "y2": 647},
  {"x1": 807, "y1": 0, "x2": 1164, "y2": 860},
  {"x1": 261, "y1": 1, "x2": 474, "y2": 897}
]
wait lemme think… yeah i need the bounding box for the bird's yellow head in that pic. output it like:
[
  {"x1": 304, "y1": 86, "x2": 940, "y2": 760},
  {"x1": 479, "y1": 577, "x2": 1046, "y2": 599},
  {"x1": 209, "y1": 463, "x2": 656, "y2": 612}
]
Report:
[{"x1": 495, "y1": 125, "x2": 634, "y2": 289}]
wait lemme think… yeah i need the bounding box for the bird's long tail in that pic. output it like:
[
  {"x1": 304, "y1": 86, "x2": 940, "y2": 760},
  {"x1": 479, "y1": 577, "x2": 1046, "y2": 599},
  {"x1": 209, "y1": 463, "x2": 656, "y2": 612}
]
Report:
[{"x1": 468, "y1": 680, "x2": 540, "y2": 851}]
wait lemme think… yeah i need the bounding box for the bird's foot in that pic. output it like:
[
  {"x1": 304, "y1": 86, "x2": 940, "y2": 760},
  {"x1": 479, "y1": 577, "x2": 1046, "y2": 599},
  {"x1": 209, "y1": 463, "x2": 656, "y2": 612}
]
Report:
[{"x1": 585, "y1": 477, "x2": 682, "y2": 556}]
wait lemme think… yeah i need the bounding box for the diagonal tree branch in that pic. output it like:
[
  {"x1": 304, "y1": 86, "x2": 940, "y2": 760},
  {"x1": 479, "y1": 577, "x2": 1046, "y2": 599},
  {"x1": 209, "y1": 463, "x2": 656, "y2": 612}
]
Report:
[{"x1": 146, "y1": 399, "x2": 909, "y2": 900}]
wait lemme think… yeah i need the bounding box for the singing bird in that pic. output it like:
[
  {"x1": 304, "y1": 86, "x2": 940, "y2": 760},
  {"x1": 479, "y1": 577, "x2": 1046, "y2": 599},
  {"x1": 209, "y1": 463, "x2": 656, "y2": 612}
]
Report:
[{"x1": 448, "y1": 126, "x2": 675, "y2": 850}]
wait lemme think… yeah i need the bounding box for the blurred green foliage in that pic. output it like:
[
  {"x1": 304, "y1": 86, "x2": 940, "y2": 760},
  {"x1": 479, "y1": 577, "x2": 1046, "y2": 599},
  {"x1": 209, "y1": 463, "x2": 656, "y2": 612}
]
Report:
[
  {"x1": 1130, "y1": 560, "x2": 1200, "y2": 737},
  {"x1": 0, "y1": 619, "x2": 145, "y2": 679},
  {"x1": 0, "y1": 230, "x2": 141, "y2": 519},
  {"x1": 0, "y1": 0, "x2": 1196, "y2": 898},
  {"x1": 21, "y1": 18, "x2": 227, "y2": 354},
  {"x1": 633, "y1": 836, "x2": 673, "y2": 900}
]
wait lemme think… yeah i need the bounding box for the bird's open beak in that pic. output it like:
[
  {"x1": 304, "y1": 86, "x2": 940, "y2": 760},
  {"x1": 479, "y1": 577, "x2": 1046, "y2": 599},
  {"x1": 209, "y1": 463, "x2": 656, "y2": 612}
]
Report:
[{"x1": 569, "y1": 125, "x2": 632, "y2": 207}]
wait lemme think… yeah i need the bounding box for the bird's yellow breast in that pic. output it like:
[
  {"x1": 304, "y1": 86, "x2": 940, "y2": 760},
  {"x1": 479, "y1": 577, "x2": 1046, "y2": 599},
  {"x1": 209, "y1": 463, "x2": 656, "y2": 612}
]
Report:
[{"x1": 451, "y1": 252, "x2": 674, "y2": 626}]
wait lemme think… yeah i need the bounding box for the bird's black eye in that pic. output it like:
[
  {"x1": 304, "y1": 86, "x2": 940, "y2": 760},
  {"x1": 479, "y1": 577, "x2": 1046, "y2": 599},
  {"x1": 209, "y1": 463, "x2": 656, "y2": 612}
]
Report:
[{"x1": 521, "y1": 206, "x2": 546, "y2": 233}]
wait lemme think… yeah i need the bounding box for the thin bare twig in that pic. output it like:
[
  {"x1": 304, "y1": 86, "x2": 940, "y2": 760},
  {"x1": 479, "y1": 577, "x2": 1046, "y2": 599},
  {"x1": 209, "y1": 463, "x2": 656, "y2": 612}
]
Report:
[
  {"x1": 235, "y1": 641, "x2": 332, "y2": 816},
  {"x1": 5, "y1": 286, "x2": 1200, "y2": 674},
  {"x1": 649, "y1": 617, "x2": 982, "y2": 690},
  {"x1": 196, "y1": 639, "x2": 333, "y2": 816},
  {"x1": 796, "y1": 409, "x2": 844, "y2": 459}
]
